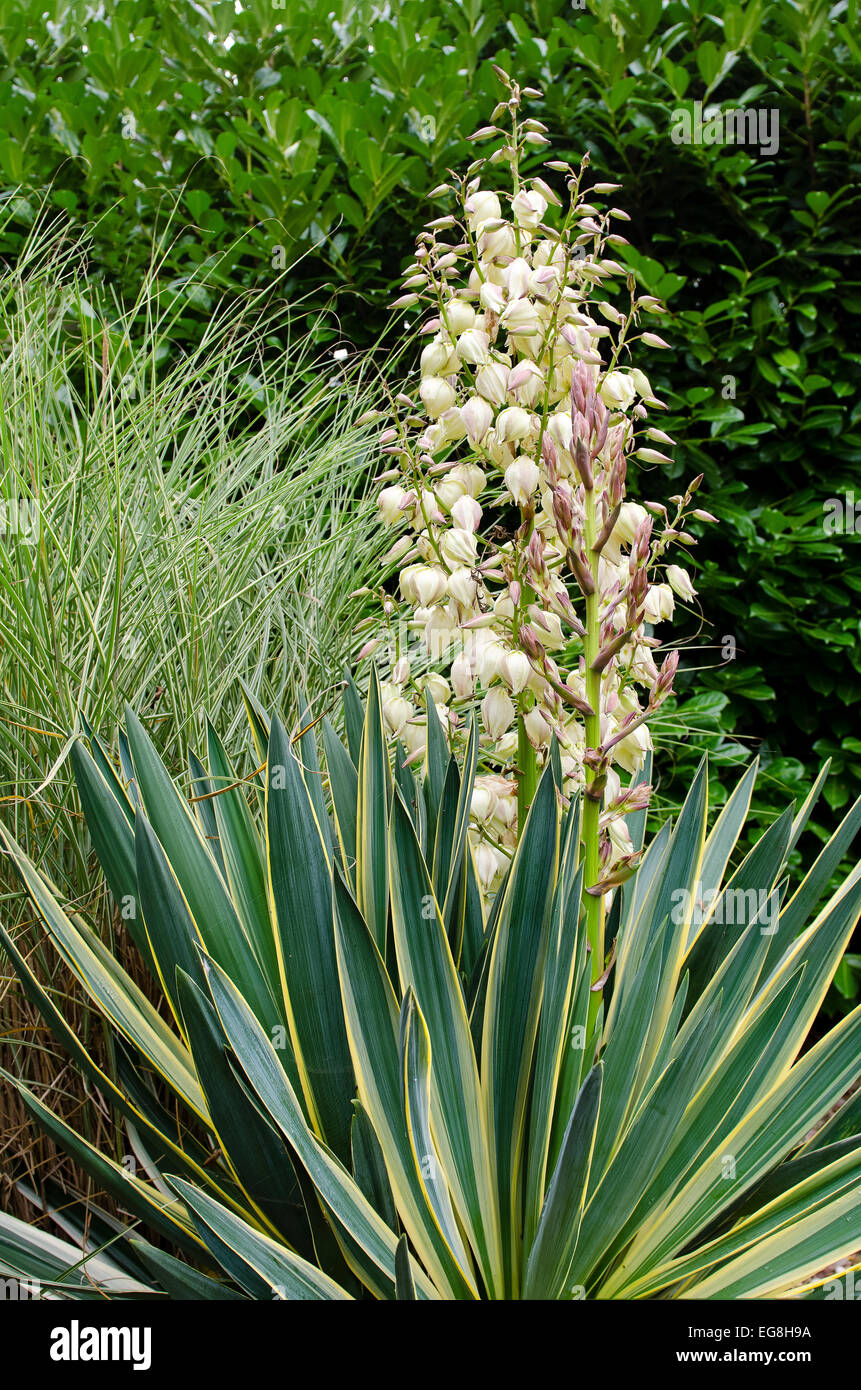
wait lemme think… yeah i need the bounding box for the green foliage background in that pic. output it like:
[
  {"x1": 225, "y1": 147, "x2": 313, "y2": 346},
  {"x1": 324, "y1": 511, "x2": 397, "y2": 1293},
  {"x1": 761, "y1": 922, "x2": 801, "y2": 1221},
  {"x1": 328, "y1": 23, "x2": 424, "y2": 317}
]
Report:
[{"x1": 1, "y1": 0, "x2": 860, "y2": 998}]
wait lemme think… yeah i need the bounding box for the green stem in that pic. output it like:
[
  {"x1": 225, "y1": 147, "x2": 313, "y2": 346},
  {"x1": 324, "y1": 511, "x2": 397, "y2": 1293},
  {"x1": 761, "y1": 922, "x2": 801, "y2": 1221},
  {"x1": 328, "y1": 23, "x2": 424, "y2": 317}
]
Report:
[
  {"x1": 517, "y1": 710, "x2": 538, "y2": 830},
  {"x1": 581, "y1": 482, "x2": 605, "y2": 1040}
]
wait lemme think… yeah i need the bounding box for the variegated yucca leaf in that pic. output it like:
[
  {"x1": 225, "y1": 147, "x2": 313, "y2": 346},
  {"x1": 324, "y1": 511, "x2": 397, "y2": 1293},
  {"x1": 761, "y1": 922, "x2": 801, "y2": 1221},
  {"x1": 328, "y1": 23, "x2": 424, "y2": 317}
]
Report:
[{"x1": 2, "y1": 672, "x2": 861, "y2": 1300}]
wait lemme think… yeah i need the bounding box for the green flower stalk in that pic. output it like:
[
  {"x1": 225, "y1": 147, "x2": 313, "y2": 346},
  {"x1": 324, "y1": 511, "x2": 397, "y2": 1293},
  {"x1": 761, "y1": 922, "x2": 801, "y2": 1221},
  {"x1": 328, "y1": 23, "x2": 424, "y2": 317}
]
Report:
[{"x1": 367, "y1": 70, "x2": 714, "y2": 989}]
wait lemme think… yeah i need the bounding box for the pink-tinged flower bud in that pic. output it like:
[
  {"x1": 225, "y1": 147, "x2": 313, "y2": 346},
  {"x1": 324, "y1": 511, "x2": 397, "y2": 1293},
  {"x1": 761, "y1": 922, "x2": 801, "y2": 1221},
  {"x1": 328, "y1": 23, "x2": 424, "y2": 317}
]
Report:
[
  {"x1": 378, "y1": 485, "x2": 408, "y2": 524},
  {"x1": 445, "y1": 299, "x2": 475, "y2": 334},
  {"x1": 449, "y1": 463, "x2": 486, "y2": 497},
  {"x1": 420, "y1": 376, "x2": 456, "y2": 419},
  {"x1": 357, "y1": 638, "x2": 380, "y2": 660},
  {"x1": 500, "y1": 649, "x2": 531, "y2": 694},
  {"x1": 410, "y1": 565, "x2": 448, "y2": 607},
  {"x1": 384, "y1": 535, "x2": 412, "y2": 564},
  {"x1": 606, "y1": 814, "x2": 634, "y2": 862},
  {"x1": 599, "y1": 370, "x2": 637, "y2": 411},
  {"x1": 507, "y1": 359, "x2": 544, "y2": 406},
  {"x1": 519, "y1": 623, "x2": 546, "y2": 662},
  {"x1": 479, "y1": 280, "x2": 506, "y2": 314},
  {"x1": 465, "y1": 189, "x2": 501, "y2": 229},
  {"x1": 635, "y1": 448, "x2": 673, "y2": 465},
  {"x1": 456, "y1": 328, "x2": 491, "y2": 365},
  {"x1": 461, "y1": 395, "x2": 493, "y2": 443},
  {"x1": 452, "y1": 494, "x2": 482, "y2": 532},
  {"x1": 421, "y1": 338, "x2": 453, "y2": 376},
  {"x1": 504, "y1": 455, "x2": 540, "y2": 506},
  {"x1": 482, "y1": 686, "x2": 516, "y2": 740},
  {"x1": 512, "y1": 188, "x2": 548, "y2": 229},
  {"x1": 641, "y1": 332, "x2": 671, "y2": 349},
  {"x1": 509, "y1": 580, "x2": 522, "y2": 607},
  {"x1": 505, "y1": 257, "x2": 531, "y2": 299},
  {"x1": 475, "y1": 360, "x2": 510, "y2": 405},
  {"x1": 441, "y1": 527, "x2": 478, "y2": 568},
  {"x1": 392, "y1": 656, "x2": 410, "y2": 686},
  {"x1": 496, "y1": 406, "x2": 532, "y2": 442},
  {"x1": 643, "y1": 583, "x2": 675, "y2": 624},
  {"x1": 470, "y1": 782, "x2": 499, "y2": 821},
  {"x1": 451, "y1": 650, "x2": 476, "y2": 698},
  {"x1": 666, "y1": 565, "x2": 696, "y2": 602},
  {"x1": 524, "y1": 705, "x2": 552, "y2": 748}
]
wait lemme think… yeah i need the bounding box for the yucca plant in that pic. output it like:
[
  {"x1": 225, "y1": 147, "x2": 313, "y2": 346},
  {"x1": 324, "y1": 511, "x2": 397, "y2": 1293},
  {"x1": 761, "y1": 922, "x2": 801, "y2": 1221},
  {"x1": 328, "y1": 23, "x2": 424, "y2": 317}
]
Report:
[{"x1": 1, "y1": 672, "x2": 861, "y2": 1300}]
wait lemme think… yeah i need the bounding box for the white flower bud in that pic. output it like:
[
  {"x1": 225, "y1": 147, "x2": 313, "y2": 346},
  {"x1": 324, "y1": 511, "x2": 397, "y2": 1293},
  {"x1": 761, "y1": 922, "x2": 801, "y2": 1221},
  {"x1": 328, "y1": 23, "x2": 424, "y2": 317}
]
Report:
[
  {"x1": 505, "y1": 257, "x2": 531, "y2": 299},
  {"x1": 482, "y1": 686, "x2": 516, "y2": 740},
  {"x1": 477, "y1": 639, "x2": 507, "y2": 686},
  {"x1": 425, "y1": 673, "x2": 451, "y2": 706},
  {"x1": 504, "y1": 455, "x2": 539, "y2": 506},
  {"x1": 420, "y1": 376, "x2": 456, "y2": 419},
  {"x1": 614, "y1": 501, "x2": 648, "y2": 547},
  {"x1": 474, "y1": 841, "x2": 499, "y2": 888},
  {"x1": 392, "y1": 656, "x2": 410, "y2": 686},
  {"x1": 382, "y1": 691, "x2": 413, "y2": 738},
  {"x1": 547, "y1": 410, "x2": 573, "y2": 453}
]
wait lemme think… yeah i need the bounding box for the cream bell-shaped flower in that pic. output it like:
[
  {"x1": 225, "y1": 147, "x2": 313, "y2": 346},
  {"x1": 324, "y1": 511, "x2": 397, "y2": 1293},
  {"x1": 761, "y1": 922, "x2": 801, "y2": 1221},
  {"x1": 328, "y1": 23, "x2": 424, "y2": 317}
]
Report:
[
  {"x1": 445, "y1": 299, "x2": 475, "y2": 334},
  {"x1": 449, "y1": 463, "x2": 486, "y2": 498},
  {"x1": 500, "y1": 649, "x2": 531, "y2": 694},
  {"x1": 378, "y1": 485, "x2": 408, "y2": 525},
  {"x1": 482, "y1": 686, "x2": 516, "y2": 740},
  {"x1": 421, "y1": 338, "x2": 453, "y2": 377},
  {"x1": 461, "y1": 395, "x2": 493, "y2": 444},
  {"x1": 496, "y1": 406, "x2": 532, "y2": 442},
  {"x1": 451, "y1": 494, "x2": 482, "y2": 532},
  {"x1": 380, "y1": 684, "x2": 414, "y2": 739},
  {"x1": 447, "y1": 566, "x2": 479, "y2": 609},
  {"x1": 475, "y1": 360, "x2": 510, "y2": 406},
  {"x1": 440, "y1": 527, "x2": 478, "y2": 568},
  {"x1": 451, "y1": 649, "x2": 477, "y2": 698},
  {"x1": 643, "y1": 583, "x2": 675, "y2": 624},
  {"x1": 465, "y1": 189, "x2": 501, "y2": 229},
  {"x1": 456, "y1": 329, "x2": 491, "y2": 365},
  {"x1": 512, "y1": 189, "x2": 548, "y2": 229},
  {"x1": 420, "y1": 376, "x2": 456, "y2": 419},
  {"x1": 524, "y1": 704, "x2": 553, "y2": 748},
  {"x1": 666, "y1": 564, "x2": 696, "y2": 602},
  {"x1": 599, "y1": 370, "x2": 637, "y2": 412},
  {"x1": 470, "y1": 781, "x2": 499, "y2": 822},
  {"x1": 504, "y1": 455, "x2": 539, "y2": 506},
  {"x1": 612, "y1": 721, "x2": 653, "y2": 775}
]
